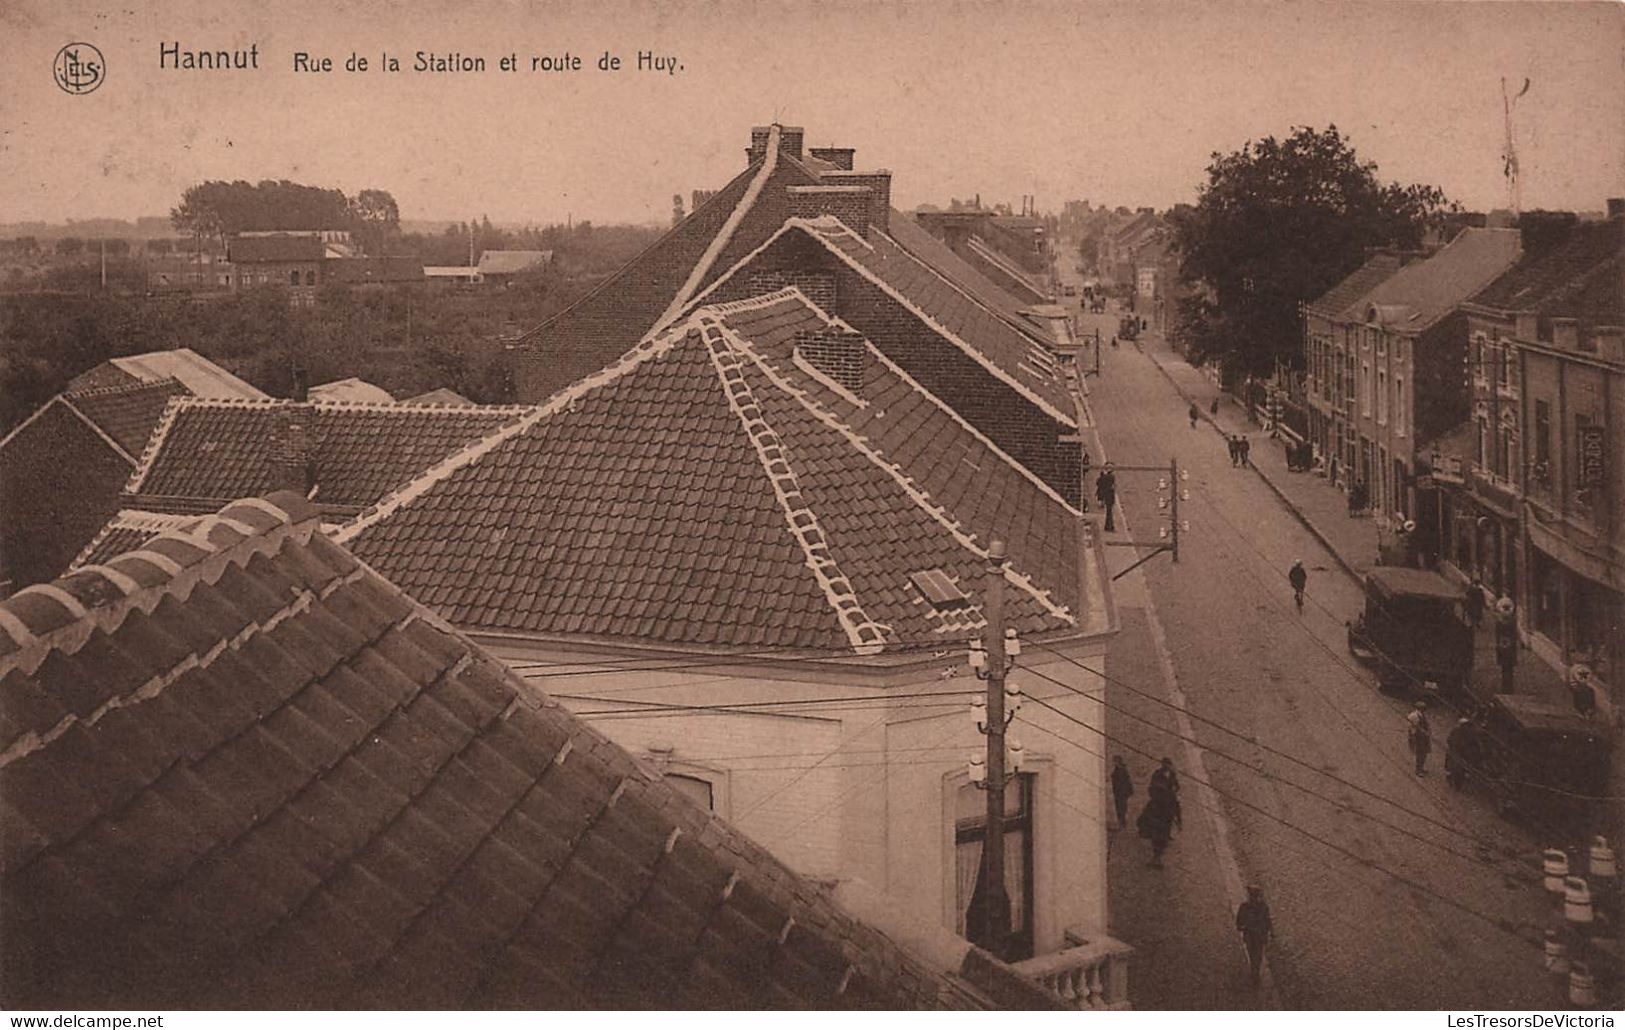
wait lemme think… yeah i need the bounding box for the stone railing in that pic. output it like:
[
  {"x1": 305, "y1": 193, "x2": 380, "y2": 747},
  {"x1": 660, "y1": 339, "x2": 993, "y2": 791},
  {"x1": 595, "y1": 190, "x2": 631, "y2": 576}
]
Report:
[{"x1": 1012, "y1": 930, "x2": 1133, "y2": 1010}]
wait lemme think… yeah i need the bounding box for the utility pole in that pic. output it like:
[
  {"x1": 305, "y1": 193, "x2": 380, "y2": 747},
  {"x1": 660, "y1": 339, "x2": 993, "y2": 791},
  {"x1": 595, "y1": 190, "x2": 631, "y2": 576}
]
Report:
[
  {"x1": 1170, "y1": 457, "x2": 1180, "y2": 562},
  {"x1": 967, "y1": 541, "x2": 1012, "y2": 957}
]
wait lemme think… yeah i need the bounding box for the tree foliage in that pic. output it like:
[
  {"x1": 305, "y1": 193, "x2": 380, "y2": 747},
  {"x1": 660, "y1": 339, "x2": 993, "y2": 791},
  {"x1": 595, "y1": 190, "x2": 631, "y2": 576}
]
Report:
[
  {"x1": 169, "y1": 180, "x2": 367, "y2": 249},
  {"x1": 1171, "y1": 125, "x2": 1452, "y2": 377},
  {"x1": 348, "y1": 188, "x2": 401, "y2": 255}
]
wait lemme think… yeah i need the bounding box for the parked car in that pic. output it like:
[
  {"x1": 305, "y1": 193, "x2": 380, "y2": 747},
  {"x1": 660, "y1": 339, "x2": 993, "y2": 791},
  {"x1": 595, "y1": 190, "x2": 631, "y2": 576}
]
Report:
[
  {"x1": 1466, "y1": 695, "x2": 1612, "y2": 830},
  {"x1": 1345, "y1": 567, "x2": 1473, "y2": 696}
]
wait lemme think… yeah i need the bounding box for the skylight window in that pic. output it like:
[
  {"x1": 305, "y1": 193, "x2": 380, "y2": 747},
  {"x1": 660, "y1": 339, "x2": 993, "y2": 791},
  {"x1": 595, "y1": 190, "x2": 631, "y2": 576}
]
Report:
[{"x1": 910, "y1": 568, "x2": 970, "y2": 610}]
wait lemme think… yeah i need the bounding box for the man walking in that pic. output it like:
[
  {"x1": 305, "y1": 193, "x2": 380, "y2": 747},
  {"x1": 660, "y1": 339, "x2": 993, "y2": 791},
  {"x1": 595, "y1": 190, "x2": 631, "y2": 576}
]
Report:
[
  {"x1": 1407, "y1": 701, "x2": 1432, "y2": 775},
  {"x1": 1464, "y1": 582, "x2": 1485, "y2": 629},
  {"x1": 1110, "y1": 756, "x2": 1134, "y2": 829},
  {"x1": 1136, "y1": 788, "x2": 1180, "y2": 868},
  {"x1": 1239, "y1": 435, "x2": 1251, "y2": 467},
  {"x1": 1235, "y1": 886, "x2": 1274, "y2": 987},
  {"x1": 1227, "y1": 435, "x2": 1240, "y2": 466},
  {"x1": 1096, "y1": 462, "x2": 1118, "y2": 532},
  {"x1": 1493, "y1": 598, "x2": 1518, "y2": 693},
  {"x1": 1288, "y1": 559, "x2": 1308, "y2": 613},
  {"x1": 1189, "y1": 402, "x2": 1200, "y2": 429}
]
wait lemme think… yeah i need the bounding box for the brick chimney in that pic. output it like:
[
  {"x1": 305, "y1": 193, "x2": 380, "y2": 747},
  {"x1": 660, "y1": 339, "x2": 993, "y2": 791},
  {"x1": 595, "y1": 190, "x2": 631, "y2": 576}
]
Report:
[
  {"x1": 271, "y1": 403, "x2": 317, "y2": 497},
  {"x1": 793, "y1": 328, "x2": 867, "y2": 394},
  {"x1": 788, "y1": 185, "x2": 875, "y2": 238},
  {"x1": 809, "y1": 147, "x2": 856, "y2": 171},
  {"x1": 820, "y1": 171, "x2": 891, "y2": 236},
  {"x1": 746, "y1": 124, "x2": 804, "y2": 166}
]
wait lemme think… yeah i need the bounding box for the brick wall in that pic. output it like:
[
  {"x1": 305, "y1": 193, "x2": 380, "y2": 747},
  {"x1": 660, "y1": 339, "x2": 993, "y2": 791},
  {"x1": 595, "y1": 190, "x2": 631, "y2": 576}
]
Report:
[
  {"x1": 809, "y1": 147, "x2": 856, "y2": 170},
  {"x1": 787, "y1": 186, "x2": 874, "y2": 238},
  {"x1": 744, "y1": 270, "x2": 837, "y2": 312},
  {"x1": 822, "y1": 172, "x2": 892, "y2": 236},
  {"x1": 793, "y1": 328, "x2": 867, "y2": 392}
]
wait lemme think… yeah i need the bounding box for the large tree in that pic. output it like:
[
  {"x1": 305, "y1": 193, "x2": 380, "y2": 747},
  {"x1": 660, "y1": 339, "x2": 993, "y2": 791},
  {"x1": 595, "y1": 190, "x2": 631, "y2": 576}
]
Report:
[
  {"x1": 348, "y1": 188, "x2": 401, "y2": 255},
  {"x1": 1172, "y1": 125, "x2": 1451, "y2": 377}
]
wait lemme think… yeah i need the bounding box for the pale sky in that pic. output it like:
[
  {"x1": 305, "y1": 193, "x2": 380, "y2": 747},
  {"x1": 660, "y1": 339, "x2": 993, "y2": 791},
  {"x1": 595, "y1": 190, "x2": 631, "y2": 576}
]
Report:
[{"x1": 1, "y1": 0, "x2": 1621, "y2": 226}]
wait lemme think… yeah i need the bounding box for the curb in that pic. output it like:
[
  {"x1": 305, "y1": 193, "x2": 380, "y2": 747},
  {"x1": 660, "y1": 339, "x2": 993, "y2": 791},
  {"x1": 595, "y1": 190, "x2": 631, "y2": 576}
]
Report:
[{"x1": 1133, "y1": 338, "x2": 1367, "y2": 587}]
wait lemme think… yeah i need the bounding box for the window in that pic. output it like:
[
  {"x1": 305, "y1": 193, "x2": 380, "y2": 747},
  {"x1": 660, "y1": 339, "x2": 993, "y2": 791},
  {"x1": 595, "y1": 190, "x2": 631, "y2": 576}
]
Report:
[
  {"x1": 305, "y1": 269, "x2": 316, "y2": 286},
  {"x1": 1377, "y1": 369, "x2": 1388, "y2": 425},
  {"x1": 1533, "y1": 401, "x2": 1552, "y2": 493},
  {"x1": 1472, "y1": 334, "x2": 1488, "y2": 385},
  {"x1": 664, "y1": 773, "x2": 715, "y2": 811},
  {"x1": 1360, "y1": 362, "x2": 1372, "y2": 416},
  {"x1": 1477, "y1": 417, "x2": 1490, "y2": 470},
  {"x1": 910, "y1": 568, "x2": 969, "y2": 610},
  {"x1": 1574, "y1": 413, "x2": 1602, "y2": 512},
  {"x1": 955, "y1": 774, "x2": 1035, "y2": 960},
  {"x1": 1394, "y1": 377, "x2": 1405, "y2": 437},
  {"x1": 290, "y1": 270, "x2": 301, "y2": 286}
]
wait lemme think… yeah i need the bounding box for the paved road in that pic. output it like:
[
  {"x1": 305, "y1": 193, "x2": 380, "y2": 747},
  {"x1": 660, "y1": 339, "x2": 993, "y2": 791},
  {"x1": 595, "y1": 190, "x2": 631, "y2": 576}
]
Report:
[{"x1": 1070, "y1": 298, "x2": 1569, "y2": 1009}]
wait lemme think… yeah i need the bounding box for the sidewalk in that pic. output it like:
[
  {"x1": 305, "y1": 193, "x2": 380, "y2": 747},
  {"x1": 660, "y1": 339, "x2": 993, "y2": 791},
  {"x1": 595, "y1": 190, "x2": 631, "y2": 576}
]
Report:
[{"x1": 1130, "y1": 330, "x2": 1574, "y2": 710}]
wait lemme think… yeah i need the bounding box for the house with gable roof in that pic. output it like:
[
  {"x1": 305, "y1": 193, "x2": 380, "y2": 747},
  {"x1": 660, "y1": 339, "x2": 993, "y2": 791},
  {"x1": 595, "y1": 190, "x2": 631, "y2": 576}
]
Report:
[
  {"x1": 0, "y1": 490, "x2": 1080, "y2": 1010},
  {"x1": 1, "y1": 350, "x2": 267, "y2": 593},
  {"x1": 328, "y1": 285, "x2": 1128, "y2": 983},
  {"x1": 514, "y1": 125, "x2": 1084, "y2": 506}
]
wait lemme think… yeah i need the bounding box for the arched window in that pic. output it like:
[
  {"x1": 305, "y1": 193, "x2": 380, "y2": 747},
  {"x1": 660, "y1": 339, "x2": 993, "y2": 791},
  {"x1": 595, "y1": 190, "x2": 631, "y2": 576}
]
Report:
[{"x1": 289, "y1": 270, "x2": 301, "y2": 286}]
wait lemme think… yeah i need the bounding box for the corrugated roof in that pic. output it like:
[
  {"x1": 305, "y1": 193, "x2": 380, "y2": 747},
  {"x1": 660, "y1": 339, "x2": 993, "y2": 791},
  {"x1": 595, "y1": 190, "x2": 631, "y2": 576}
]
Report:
[
  {"x1": 104, "y1": 348, "x2": 269, "y2": 400},
  {"x1": 1350, "y1": 228, "x2": 1522, "y2": 331},
  {"x1": 309, "y1": 377, "x2": 395, "y2": 404},
  {"x1": 339, "y1": 289, "x2": 1086, "y2": 653},
  {"x1": 0, "y1": 491, "x2": 1000, "y2": 1009},
  {"x1": 477, "y1": 249, "x2": 552, "y2": 275}
]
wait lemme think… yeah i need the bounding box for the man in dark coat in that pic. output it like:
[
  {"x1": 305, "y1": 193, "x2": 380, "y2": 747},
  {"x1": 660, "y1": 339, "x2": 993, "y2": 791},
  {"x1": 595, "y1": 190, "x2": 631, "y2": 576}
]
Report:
[
  {"x1": 1228, "y1": 435, "x2": 1240, "y2": 466},
  {"x1": 1238, "y1": 435, "x2": 1251, "y2": 467},
  {"x1": 1464, "y1": 583, "x2": 1486, "y2": 629},
  {"x1": 1189, "y1": 402, "x2": 1200, "y2": 428},
  {"x1": 1110, "y1": 756, "x2": 1134, "y2": 828},
  {"x1": 1136, "y1": 790, "x2": 1179, "y2": 867},
  {"x1": 1149, "y1": 757, "x2": 1181, "y2": 811},
  {"x1": 1235, "y1": 886, "x2": 1273, "y2": 986},
  {"x1": 1096, "y1": 462, "x2": 1118, "y2": 531},
  {"x1": 1493, "y1": 598, "x2": 1518, "y2": 693},
  {"x1": 1445, "y1": 717, "x2": 1477, "y2": 789}
]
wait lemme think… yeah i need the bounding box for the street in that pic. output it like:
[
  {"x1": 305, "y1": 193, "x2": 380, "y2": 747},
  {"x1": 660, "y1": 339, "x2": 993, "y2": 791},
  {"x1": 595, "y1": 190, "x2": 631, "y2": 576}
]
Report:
[{"x1": 1070, "y1": 300, "x2": 1568, "y2": 1008}]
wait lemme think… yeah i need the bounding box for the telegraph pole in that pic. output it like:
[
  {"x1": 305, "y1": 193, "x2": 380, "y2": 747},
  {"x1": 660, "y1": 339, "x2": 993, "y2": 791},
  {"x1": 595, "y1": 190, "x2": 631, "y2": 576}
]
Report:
[{"x1": 968, "y1": 540, "x2": 1012, "y2": 957}]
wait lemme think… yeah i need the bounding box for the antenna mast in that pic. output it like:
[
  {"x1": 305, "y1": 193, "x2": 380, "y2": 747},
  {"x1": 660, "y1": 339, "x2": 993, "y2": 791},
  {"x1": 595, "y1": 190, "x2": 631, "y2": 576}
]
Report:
[{"x1": 1501, "y1": 76, "x2": 1530, "y2": 215}]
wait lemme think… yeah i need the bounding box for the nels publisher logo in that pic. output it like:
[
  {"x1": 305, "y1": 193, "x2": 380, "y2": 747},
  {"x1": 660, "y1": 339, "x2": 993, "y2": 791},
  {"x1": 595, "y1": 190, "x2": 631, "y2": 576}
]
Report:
[{"x1": 54, "y1": 42, "x2": 105, "y2": 95}]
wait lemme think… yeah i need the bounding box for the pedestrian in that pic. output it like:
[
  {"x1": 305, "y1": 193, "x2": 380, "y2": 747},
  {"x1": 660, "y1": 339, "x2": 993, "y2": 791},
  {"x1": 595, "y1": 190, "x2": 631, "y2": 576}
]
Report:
[
  {"x1": 1463, "y1": 582, "x2": 1485, "y2": 629},
  {"x1": 1493, "y1": 598, "x2": 1518, "y2": 693},
  {"x1": 1239, "y1": 435, "x2": 1251, "y2": 467},
  {"x1": 1110, "y1": 756, "x2": 1134, "y2": 829},
  {"x1": 1445, "y1": 716, "x2": 1475, "y2": 790},
  {"x1": 1235, "y1": 886, "x2": 1273, "y2": 986},
  {"x1": 1136, "y1": 789, "x2": 1179, "y2": 868},
  {"x1": 1149, "y1": 756, "x2": 1181, "y2": 810},
  {"x1": 1288, "y1": 559, "x2": 1307, "y2": 613},
  {"x1": 1227, "y1": 435, "x2": 1240, "y2": 466},
  {"x1": 1407, "y1": 700, "x2": 1432, "y2": 776},
  {"x1": 1110, "y1": 334, "x2": 1119, "y2": 349},
  {"x1": 1328, "y1": 456, "x2": 1339, "y2": 487},
  {"x1": 1096, "y1": 462, "x2": 1118, "y2": 532},
  {"x1": 1210, "y1": 397, "x2": 1220, "y2": 416},
  {"x1": 1188, "y1": 402, "x2": 1200, "y2": 429}
]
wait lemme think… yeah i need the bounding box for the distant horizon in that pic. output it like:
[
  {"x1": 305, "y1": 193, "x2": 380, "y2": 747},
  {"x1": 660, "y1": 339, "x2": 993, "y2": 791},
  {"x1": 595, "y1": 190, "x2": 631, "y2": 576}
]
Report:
[{"x1": 3, "y1": 1, "x2": 1620, "y2": 228}]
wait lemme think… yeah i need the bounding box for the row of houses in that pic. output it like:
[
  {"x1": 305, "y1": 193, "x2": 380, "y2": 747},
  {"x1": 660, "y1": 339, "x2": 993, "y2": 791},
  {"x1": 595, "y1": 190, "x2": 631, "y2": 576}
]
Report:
[
  {"x1": 1302, "y1": 203, "x2": 1623, "y2": 720},
  {"x1": 0, "y1": 124, "x2": 1130, "y2": 1008}
]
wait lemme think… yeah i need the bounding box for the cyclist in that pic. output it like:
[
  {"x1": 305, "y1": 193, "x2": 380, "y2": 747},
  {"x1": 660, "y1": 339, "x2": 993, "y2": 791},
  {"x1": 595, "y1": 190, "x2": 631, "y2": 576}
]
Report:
[{"x1": 1288, "y1": 559, "x2": 1307, "y2": 613}]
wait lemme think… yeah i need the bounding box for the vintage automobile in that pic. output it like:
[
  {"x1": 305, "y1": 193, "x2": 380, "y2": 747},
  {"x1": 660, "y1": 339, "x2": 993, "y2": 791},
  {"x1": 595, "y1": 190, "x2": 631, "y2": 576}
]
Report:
[
  {"x1": 1455, "y1": 695, "x2": 1612, "y2": 829},
  {"x1": 1345, "y1": 567, "x2": 1473, "y2": 696},
  {"x1": 1117, "y1": 315, "x2": 1140, "y2": 341}
]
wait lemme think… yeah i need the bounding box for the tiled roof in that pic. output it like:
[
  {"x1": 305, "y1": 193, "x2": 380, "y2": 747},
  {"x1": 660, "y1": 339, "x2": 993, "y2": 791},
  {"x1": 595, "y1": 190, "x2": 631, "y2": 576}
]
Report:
[
  {"x1": 69, "y1": 510, "x2": 195, "y2": 569},
  {"x1": 309, "y1": 377, "x2": 395, "y2": 404},
  {"x1": 127, "y1": 398, "x2": 533, "y2": 514},
  {"x1": 884, "y1": 211, "x2": 1039, "y2": 329},
  {"x1": 227, "y1": 234, "x2": 325, "y2": 263},
  {"x1": 62, "y1": 378, "x2": 192, "y2": 458},
  {"x1": 963, "y1": 235, "x2": 1051, "y2": 304},
  {"x1": 1469, "y1": 218, "x2": 1621, "y2": 318},
  {"x1": 1351, "y1": 228, "x2": 1522, "y2": 331},
  {"x1": 339, "y1": 289, "x2": 1084, "y2": 654},
  {"x1": 1305, "y1": 254, "x2": 1405, "y2": 318},
  {"x1": 0, "y1": 492, "x2": 993, "y2": 1009},
  {"x1": 788, "y1": 219, "x2": 1075, "y2": 424}
]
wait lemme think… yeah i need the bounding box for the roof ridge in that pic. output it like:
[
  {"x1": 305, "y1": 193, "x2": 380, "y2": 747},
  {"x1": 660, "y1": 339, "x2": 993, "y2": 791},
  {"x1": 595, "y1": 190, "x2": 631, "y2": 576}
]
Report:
[
  {"x1": 66, "y1": 509, "x2": 198, "y2": 571},
  {"x1": 57, "y1": 393, "x2": 138, "y2": 465},
  {"x1": 801, "y1": 221, "x2": 1078, "y2": 428},
  {"x1": 716, "y1": 316, "x2": 1075, "y2": 627},
  {"x1": 125, "y1": 393, "x2": 193, "y2": 493},
  {"x1": 0, "y1": 394, "x2": 68, "y2": 452},
  {"x1": 63, "y1": 375, "x2": 187, "y2": 401},
  {"x1": 650, "y1": 125, "x2": 785, "y2": 334},
  {"x1": 335, "y1": 318, "x2": 701, "y2": 545},
  {"x1": 0, "y1": 494, "x2": 315, "y2": 686},
  {"x1": 965, "y1": 234, "x2": 1050, "y2": 294},
  {"x1": 696, "y1": 314, "x2": 889, "y2": 656}
]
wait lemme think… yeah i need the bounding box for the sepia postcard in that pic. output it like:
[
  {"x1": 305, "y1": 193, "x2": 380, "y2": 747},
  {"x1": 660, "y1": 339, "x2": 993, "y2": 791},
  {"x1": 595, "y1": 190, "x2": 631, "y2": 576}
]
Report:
[{"x1": 1, "y1": 0, "x2": 1622, "y2": 1016}]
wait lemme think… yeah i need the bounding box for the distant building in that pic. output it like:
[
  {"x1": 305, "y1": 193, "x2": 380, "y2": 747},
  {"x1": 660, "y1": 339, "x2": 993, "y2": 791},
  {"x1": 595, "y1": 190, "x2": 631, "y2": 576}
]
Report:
[
  {"x1": 324, "y1": 255, "x2": 425, "y2": 287},
  {"x1": 225, "y1": 233, "x2": 325, "y2": 304},
  {"x1": 308, "y1": 377, "x2": 395, "y2": 404},
  {"x1": 476, "y1": 248, "x2": 552, "y2": 283}
]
